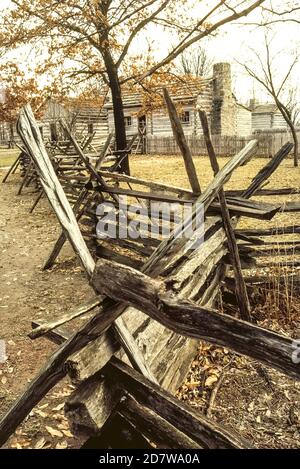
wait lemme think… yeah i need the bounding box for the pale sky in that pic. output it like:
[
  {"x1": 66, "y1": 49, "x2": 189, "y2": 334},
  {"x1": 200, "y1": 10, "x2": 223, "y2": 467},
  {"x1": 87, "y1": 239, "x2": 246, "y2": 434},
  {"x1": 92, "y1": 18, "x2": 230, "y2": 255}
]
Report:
[{"x1": 1, "y1": 0, "x2": 300, "y2": 104}]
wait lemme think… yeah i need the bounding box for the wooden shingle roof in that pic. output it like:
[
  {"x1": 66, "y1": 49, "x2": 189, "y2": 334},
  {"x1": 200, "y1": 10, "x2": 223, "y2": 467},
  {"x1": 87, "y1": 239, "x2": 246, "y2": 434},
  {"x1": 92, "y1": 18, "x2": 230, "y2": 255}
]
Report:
[{"x1": 104, "y1": 78, "x2": 213, "y2": 109}]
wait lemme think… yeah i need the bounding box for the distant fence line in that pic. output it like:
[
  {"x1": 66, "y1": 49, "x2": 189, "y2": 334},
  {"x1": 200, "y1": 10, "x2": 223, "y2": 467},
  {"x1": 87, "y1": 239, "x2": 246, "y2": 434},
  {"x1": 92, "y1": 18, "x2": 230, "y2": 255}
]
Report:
[
  {"x1": 146, "y1": 130, "x2": 300, "y2": 157},
  {"x1": 1, "y1": 126, "x2": 299, "y2": 158}
]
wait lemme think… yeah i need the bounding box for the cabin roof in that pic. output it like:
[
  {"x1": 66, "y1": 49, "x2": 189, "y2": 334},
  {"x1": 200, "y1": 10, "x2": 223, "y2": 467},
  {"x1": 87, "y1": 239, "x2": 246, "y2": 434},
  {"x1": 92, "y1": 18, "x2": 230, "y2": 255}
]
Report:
[
  {"x1": 104, "y1": 78, "x2": 213, "y2": 110},
  {"x1": 251, "y1": 103, "x2": 280, "y2": 114},
  {"x1": 42, "y1": 99, "x2": 107, "y2": 123}
]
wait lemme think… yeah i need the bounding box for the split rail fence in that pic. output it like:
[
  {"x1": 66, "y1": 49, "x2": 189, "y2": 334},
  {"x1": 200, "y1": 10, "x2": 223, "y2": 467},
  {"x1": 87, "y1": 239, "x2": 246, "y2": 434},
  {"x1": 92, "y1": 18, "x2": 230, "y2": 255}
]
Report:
[{"x1": 1, "y1": 91, "x2": 300, "y2": 449}]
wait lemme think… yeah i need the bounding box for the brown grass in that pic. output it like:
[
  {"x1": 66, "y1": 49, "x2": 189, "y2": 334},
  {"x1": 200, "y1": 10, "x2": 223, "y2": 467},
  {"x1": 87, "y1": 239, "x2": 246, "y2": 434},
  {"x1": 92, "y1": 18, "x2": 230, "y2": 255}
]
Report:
[
  {"x1": 0, "y1": 148, "x2": 19, "y2": 167},
  {"x1": 130, "y1": 154, "x2": 300, "y2": 232}
]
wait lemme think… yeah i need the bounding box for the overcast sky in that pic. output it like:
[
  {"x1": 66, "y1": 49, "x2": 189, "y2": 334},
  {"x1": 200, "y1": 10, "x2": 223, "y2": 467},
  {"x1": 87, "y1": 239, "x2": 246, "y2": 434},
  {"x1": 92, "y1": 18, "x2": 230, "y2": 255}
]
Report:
[{"x1": 1, "y1": 1, "x2": 299, "y2": 104}]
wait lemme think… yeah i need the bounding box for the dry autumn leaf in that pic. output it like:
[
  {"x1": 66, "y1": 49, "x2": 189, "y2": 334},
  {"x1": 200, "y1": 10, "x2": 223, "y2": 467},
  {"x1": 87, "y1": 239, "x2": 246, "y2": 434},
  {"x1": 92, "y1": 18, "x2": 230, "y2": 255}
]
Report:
[
  {"x1": 248, "y1": 401, "x2": 255, "y2": 412},
  {"x1": 62, "y1": 429, "x2": 74, "y2": 438},
  {"x1": 34, "y1": 409, "x2": 48, "y2": 418},
  {"x1": 58, "y1": 421, "x2": 69, "y2": 430},
  {"x1": 204, "y1": 375, "x2": 218, "y2": 387},
  {"x1": 35, "y1": 437, "x2": 47, "y2": 449},
  {"x1": 52, "y1": 403, "x2": 64, "y2": 412},
  {"x1": 56, "y1": 440, "x2": 68, "y2": 449},
  {"x1": 45, "y1": 426, "x2": 63, "y2": 438}
]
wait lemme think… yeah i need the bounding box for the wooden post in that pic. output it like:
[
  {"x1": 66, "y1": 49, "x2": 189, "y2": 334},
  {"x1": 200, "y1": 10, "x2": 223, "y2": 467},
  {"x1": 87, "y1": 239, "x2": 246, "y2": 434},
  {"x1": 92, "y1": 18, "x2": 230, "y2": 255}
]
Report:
[
  {"x1": 198, "y1": 110, "x2": 251, "y2": 322},
  {"x1": 163, "y1": 88, "x2": 201, "y2": 195}
]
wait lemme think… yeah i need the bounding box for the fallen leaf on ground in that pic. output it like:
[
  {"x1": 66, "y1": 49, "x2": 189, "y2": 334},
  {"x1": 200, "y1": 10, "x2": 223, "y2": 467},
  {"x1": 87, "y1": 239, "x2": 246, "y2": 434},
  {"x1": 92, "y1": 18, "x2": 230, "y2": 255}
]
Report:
[
  {"x1": 52, "y1": 403, "x2": 64, "y2": 412},
  {"x1": 62, "y1": 429, "x2": 74, "y2": 438},
  {"x1": 45, "y1": 426, "x2": 63, "y2": 438},
  {"x1": 35, "y1": 437, "x2": 46, "y2": 449},
  {"x1": 35, "y1": 409, "x2": 48, "y2": 418},
  {"x1": 205, "y1": 375, "x2": 218, "y2": 387},
  {"x1": 56, "y1": 440, "x2": 68, "y2": 449}
]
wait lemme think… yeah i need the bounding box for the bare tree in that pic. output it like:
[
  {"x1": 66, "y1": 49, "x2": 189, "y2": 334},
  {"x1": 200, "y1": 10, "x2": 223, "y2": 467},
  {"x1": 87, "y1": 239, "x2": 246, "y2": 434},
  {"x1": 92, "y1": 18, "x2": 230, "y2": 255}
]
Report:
[
  {"x1": 176, "y1": 46, "x2": 214, "y2": 77},
  {"x1": 0, "y1": 1, "x2": 266, "y2": 173},
  {"x1": 286, "y1": 86, "x2": 300, "y2": 127},
  {"x1": 240, "y1": 1, "x2": 300, "y2": 26},
  {"x1": 241, "y1": 35, "x2": 299, "y2": 166}
]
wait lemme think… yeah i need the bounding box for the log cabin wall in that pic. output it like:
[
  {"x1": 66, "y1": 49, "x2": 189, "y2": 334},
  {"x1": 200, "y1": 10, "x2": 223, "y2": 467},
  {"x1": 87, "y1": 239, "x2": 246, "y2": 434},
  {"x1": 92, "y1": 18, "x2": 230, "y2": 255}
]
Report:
[
  {"x1": 71, "y1": 107, "x2": 109, "y2": 147},
  {"x1": 104, "y1": 63, "x2": 252, "y2": 152},
  {"x1": 0, "y1": 121, "x2": 22, "y2": 147},
  {"x1": 236, "y1": 106, "x2": 252, "y2": 137},
  {"x1": 250, "y1": 102, "x2": 290, "y2": 132},
  {"x1": 107, "y1": 104, "x2": 141, "y2": 137},
  {"x1": 104, "y1": 78, "x2": 215, "y2": 140},
  {"x1": 38, "y1": 99, "x2": 109, "y2": 147}
]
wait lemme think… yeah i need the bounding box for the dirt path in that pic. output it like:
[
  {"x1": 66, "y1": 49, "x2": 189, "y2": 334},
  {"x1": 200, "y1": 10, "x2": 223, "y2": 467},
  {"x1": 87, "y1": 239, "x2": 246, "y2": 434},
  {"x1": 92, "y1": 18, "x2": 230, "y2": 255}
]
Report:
[{"x1": 0, "y1": 171, "x2": 94, "y2": 449}]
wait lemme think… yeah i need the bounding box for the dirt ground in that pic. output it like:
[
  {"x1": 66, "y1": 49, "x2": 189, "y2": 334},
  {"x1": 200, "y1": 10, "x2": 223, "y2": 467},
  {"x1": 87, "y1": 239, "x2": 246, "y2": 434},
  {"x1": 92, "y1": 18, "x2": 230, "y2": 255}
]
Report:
[{"x1": 0, "y1": 154, "x2": 299, "y2": 449}]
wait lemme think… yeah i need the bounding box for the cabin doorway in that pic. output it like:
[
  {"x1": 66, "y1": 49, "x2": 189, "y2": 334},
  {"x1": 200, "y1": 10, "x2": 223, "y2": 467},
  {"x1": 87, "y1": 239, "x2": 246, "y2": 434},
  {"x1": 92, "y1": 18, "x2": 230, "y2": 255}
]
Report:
[
  {"x1": 138, "y1": 115, "x2": 147, "y2": 153},
  {"x1": 50, "y1": 122, "x2": 58, "y2": 142}
]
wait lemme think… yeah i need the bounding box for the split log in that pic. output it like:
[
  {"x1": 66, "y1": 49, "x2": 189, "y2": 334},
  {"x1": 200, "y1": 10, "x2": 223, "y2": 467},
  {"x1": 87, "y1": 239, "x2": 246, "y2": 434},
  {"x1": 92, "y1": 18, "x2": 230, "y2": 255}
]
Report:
[
  {"x1": 90, "y1": 184, "x2": 191, "y2": 204},
  {"x1": 236, "y1": 225, "x2": 300, "y2": 237},
  {"x1": 119, "y1": 394, "x2": 201, "y2": 449},
  {"x1": 280, "y1": 202, "x2": 300, "y2": 213},
  {"x1": 226, "y1": 187, "x2": 300, "y2": 197},
  {"x1": 17, "y1": 108, "x2": 94, "y2": 277},
  {"x1": 43, "y1": 132, "x2": 114, "y2": 270},
  {"x1": 98, "y1": 170, "x2": 193, "y2": 197},
  {"x1": 163, "y1": 88, "x2": 201, "y2": 195},
  {"x1": 143, "y1": 139, "x2": 258, "y2": 275},
  {"x1": 105, "y1": 358, "x2": 250, "y2": 449},
  {"x1": 92, "y1": 258, "x2": 300, "y2": 381},
  {"x1": 199, "y1": 109, "x2": 251, "y2": 321},
  {"x1": 29, "y1": 296, "x2": 103, "y2": 340},
  {"x1": 210, "y1": 197, "x2": 281, "y2": 220},
  {"x1": 243, "y1": 142, "x2": 293, "y2": 198}
]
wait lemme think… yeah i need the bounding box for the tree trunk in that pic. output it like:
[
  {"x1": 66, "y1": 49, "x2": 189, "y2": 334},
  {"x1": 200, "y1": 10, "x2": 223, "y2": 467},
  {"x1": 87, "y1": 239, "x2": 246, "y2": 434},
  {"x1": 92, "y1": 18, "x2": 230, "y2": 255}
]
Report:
[
  {"x1": 103, "y1": 50, "x2": 129, "y2": 174},
  {"x1": 276, "y1": 100, "x2": 298, "y2": 167},
  {"x1": 9, "y1": 122, "x2": 14, "y2": 148},
  {"x1": 290, "y1": 124, "x2": 299, "y2": 167}
]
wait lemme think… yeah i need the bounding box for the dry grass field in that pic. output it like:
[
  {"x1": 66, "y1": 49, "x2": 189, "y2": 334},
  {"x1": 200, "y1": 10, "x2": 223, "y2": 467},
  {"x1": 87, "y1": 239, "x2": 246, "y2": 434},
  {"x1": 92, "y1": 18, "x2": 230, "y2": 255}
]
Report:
[
  {"x1": 131, "y1": 154, "x2": 300, "y2": 231},
  {"x1": 0, "y1": 149, "x2": 19, "y2": 168}
]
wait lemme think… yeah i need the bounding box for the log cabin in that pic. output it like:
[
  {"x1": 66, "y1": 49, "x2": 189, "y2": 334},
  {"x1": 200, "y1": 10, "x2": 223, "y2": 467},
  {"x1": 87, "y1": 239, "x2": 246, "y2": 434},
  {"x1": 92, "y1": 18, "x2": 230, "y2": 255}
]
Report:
[
  {"x1": 104, "y1": 63, "x2": 252, "y2": 154},
  {"x1": 39, "y1": 99, "x2": 109, "y2": 147},
  {"x1": 250, "y1": 100, "x2": 289, "y2": 131}
]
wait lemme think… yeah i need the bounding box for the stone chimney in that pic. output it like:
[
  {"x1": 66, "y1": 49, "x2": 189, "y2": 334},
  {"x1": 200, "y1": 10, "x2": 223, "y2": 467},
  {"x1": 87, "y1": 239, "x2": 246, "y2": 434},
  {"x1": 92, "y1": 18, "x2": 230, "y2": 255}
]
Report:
[
  {"x1": 249, "y1": 98, "x2": 258, "y2": 111},
  {"x1": 213, "y1": 63, "x2": 232, "y2": 100},
  {"x1": 211, "y1": 63, "x2": 236, "y2": 136}
]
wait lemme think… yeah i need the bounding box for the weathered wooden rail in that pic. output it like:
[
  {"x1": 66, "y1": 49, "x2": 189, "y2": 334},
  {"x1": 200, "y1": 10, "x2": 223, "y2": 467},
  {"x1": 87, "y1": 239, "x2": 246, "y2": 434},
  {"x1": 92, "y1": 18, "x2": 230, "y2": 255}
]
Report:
[{"x1": 0, "y1": 98, "x2": 299, "y2": 449}]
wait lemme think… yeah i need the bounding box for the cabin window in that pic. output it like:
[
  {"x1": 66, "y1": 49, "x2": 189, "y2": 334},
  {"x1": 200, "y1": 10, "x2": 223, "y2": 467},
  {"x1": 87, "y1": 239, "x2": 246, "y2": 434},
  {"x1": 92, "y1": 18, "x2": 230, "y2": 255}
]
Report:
[
  {"x1": 124, "y1": 116, "x2": 132, "y2": 127},
  {"x1": 88, "y1": 122, "x2": 94, "y2": 134},
  {"x1": 179, "y1": 111, "x2": 190, "y2": 125}
]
